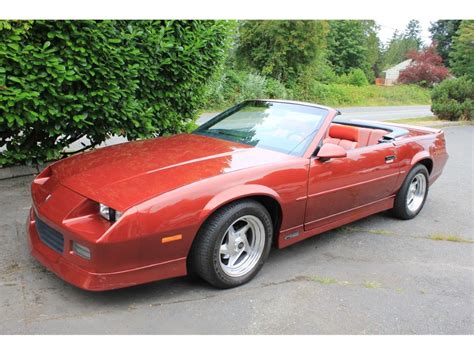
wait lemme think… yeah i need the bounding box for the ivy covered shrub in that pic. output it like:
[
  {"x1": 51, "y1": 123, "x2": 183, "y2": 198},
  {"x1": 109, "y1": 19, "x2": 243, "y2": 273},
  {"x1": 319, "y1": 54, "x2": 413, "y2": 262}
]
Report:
[
  {"x1": 0, "y1": 20, "x2": 230, "y2": 166},
  {"x1": 431, "y1": 76, "x2": 473, "y2": 121}
]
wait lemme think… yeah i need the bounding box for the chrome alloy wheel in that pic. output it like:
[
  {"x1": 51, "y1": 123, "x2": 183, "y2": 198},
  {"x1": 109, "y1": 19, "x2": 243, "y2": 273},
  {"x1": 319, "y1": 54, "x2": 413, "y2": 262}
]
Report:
[
  {"x1": 406, "y1": 173, "x2": 427, "y2": 213},
  {"x1": 219, "y1": 215, "x2": 266, "y2": 277}
]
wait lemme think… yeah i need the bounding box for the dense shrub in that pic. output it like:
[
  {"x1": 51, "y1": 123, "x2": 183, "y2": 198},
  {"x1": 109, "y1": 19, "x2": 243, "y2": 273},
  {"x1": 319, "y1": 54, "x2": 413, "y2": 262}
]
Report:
[
  {"x1": 202, "y1": 70, "x2": 239, "y2": 108},
  {"x1": 238, "y1": 73, "x2": 267, "y2": 100},
  {"x1": 202, "y1": 69, "x2": 289, "y2": 109},
  {"x1": 264, "y1": 77, "x2": 288, "y2": 99},
  {"x1": 337, "y1": 68, "x2": 369, "y2": 86},
  {"x1": 0, "y1": 20, "x2": 230, "y2": 166},
  {"x1": 431, "y1": 77, "x2": 473, "y2": 121},
  {"x1": 306, "y1": 82, "x2": 345, "y2": 104},
  {"x1": 313, "y1": 64, "x2": 338, "y2": 84},
  {"x1": 398, "y1": 45, "x2": 449, "y2": 87}
]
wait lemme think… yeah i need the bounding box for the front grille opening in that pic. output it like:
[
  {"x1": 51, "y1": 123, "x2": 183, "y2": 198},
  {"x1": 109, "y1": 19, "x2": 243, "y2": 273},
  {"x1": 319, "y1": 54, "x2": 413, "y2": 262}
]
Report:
[{"x1": 35, "y1": 216, "x2": 64, "y2": 254}]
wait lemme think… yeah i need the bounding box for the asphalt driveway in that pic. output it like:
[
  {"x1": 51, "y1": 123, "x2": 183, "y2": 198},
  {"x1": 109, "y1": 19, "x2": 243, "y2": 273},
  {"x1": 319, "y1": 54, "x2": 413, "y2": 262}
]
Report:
[{"x1": 0, "y1": 125, "x2": 472, "y2": 334}]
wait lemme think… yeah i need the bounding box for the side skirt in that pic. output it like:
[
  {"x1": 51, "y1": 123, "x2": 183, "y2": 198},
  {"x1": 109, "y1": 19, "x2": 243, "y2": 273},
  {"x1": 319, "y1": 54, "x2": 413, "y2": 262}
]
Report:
[{"x1": 277, "y1": 196, "x2": 395, "y2": 249}]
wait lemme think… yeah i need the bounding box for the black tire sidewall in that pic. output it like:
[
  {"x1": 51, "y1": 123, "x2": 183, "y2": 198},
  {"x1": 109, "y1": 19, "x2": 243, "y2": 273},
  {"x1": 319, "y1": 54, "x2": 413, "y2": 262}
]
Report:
[
  {"x1": 194, "y1": 200, "x2": 273, "y2": 288},
  {"x1": 394, "y1": 164, "x2": 429, "y2": 219}
]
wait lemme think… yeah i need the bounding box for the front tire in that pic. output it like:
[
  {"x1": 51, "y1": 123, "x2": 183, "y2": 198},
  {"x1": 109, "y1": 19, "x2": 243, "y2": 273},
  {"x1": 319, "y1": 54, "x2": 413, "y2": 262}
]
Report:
[
  {"x1": 392, "y1": 164, "x2": 429, "y2": 220},
  {"x1": 189, "y1": 200, "x2": 273, "y2": 289}
]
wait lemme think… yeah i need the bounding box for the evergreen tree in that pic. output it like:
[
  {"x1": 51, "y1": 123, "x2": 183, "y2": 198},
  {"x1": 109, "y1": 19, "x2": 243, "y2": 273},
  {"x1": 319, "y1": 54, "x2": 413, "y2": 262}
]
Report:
[
  {"x1": 363, "y1": 20, "x2": 383, "y2": 79},
  {"x1": 236, "y1": 20, "x2": 328, "y2": 82},
  {"x1": 383, "y1": 30, "x2": 406, "y2": 67},
  {"x1": 326, "y1": 20, "x2": 370, "y2": 76},
  {"x1": 382, "y1": 21, "x2": 422, "y2": 69},
  {"x1": 430, "y1": 20, "x2": 462, "y2": 66},
  {"x1": 450, "y1": 20, "x2": 474, "y2": 79},
  {"x1": 404, "y1": 19, "x2": 422, "y2": 50}
]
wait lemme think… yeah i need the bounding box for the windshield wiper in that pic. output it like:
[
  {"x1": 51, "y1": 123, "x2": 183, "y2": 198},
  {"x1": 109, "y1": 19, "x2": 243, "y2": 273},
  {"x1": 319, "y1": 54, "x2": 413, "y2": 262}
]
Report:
[{"x1": 206, "y1": 128, "x2": 247, "y2": 139}]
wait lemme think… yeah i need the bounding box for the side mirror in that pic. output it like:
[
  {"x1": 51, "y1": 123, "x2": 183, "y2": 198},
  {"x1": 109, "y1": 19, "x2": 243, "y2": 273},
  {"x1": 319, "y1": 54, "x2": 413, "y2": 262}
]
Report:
[{"x1": 316, "y1": 143, "x2": 347, "y2": 161}]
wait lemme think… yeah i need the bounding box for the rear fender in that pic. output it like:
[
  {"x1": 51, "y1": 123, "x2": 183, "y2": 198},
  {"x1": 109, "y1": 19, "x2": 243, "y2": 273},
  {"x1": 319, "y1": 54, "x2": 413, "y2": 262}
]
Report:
[{"x1": 410, "y1": 151, "x2": 432, "y2": 172}]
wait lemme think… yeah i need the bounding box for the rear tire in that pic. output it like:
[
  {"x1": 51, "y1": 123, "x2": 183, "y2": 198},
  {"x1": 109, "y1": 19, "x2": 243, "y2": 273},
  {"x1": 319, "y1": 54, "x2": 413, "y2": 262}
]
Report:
[
  {"x1": 189, "y1": 199, "x2": 273, "y2": 289},
  {"x1": 392, "y1": 164, "x2": 429, "y2": 220}
]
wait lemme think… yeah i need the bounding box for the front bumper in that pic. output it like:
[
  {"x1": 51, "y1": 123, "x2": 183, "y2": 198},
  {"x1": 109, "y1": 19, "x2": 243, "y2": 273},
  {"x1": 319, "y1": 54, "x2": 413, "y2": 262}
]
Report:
[{"x1": 27, "y1": 208, "x2": 187, "y2": 291}]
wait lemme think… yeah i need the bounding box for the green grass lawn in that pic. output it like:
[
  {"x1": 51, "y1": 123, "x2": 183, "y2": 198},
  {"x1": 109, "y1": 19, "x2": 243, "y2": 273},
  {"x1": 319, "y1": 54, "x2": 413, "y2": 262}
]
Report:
[
  {"x1": 385, "y1": 116, "x2": 473, "y2": 127},
  {"x1": 314, "y1": 84, "x2": 432, "y2": 107},
  {"x1": 387, "y1": 116, "x2": 440, "y2": 124}
]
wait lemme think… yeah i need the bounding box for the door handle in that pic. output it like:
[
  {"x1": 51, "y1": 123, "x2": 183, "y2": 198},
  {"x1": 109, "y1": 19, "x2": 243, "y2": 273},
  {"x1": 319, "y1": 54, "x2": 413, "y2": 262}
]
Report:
[{"x1": 385, "y1": 155, "x2": 396, "y2": 163}]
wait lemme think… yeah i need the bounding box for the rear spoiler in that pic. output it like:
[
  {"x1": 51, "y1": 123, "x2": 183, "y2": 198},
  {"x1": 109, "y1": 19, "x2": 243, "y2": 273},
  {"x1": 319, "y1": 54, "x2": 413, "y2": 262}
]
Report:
[{"x1": 332, "y1": 118, "x2": 409, "y2": 142}]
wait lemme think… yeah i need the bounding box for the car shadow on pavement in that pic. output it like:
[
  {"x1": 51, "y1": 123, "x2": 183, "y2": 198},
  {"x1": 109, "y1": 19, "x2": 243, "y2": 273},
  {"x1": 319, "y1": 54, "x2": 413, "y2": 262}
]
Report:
[{"x1": 45, "y1": 212, "x2": 394, "y2": 306}]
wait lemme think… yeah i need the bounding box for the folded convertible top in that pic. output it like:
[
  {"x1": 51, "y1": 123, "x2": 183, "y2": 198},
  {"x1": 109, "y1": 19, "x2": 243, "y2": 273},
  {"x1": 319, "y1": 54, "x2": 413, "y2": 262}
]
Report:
[{"x1": 332, "y1": 118, "x2": 409, "y2": 142}]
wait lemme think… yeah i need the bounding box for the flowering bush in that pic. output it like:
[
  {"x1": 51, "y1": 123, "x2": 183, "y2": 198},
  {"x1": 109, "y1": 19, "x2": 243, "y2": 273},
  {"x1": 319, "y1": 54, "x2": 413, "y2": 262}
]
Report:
[{"x1": 398, "y1": 45, "x2": 449, "y2": 87}]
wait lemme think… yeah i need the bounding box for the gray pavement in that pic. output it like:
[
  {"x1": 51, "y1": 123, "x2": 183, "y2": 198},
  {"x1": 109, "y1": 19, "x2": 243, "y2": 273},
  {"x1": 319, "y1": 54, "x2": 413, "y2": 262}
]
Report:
[
  {"x1": 0, "y1": 125, "x2": 472, "y2": 334},
  {"x1": 197, "y1": 105, "x2": 434, "y2": 125},
  {"x1": 337, "y1": 105, "x2": 433, "y2": 121}
]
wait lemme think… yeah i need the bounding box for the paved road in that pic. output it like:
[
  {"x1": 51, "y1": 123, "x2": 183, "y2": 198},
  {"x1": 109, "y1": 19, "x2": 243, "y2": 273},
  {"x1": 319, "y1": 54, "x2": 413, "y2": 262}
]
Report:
[
  {"x1": 336, "y1": 105, "x2": 433, "y2": 121},
  {"x1": 197, "y1": 105, "x2": 433, "y2": 125},
  {"x1": 0, "y1": 125, "x2": 472, "y2": 334}
]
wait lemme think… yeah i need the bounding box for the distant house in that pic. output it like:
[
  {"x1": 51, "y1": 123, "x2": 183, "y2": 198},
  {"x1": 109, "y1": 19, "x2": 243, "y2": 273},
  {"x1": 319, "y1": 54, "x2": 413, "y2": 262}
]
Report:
[{"x1": 382, "y1": 59, "x2": 413, "y2": 85}]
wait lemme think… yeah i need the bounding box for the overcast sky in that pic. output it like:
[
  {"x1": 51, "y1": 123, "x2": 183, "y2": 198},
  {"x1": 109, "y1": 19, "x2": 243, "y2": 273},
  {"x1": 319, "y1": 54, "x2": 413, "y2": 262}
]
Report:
[{"x1": 376, "y1": 19, "x2": 436, "y2": 46}]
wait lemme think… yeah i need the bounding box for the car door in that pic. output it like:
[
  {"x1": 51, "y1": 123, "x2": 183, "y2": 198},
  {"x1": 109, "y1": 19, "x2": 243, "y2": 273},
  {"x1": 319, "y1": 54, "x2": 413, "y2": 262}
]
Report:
[{"x1": 304, "y1": 142, "x2": 400, "y2": 231}]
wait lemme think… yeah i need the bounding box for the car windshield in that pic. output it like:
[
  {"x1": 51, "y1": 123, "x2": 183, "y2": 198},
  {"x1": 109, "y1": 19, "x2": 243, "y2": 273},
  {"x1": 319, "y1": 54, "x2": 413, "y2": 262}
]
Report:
[{"x1": 194, "y1": 101, "x2": 328, "y2": 156}]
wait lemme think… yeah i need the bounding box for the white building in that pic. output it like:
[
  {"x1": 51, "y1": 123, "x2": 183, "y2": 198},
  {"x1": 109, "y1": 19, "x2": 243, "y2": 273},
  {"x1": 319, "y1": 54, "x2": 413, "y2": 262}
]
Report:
[{"x1": 383, "y1": 59, "x2": 413, "y2": 85}]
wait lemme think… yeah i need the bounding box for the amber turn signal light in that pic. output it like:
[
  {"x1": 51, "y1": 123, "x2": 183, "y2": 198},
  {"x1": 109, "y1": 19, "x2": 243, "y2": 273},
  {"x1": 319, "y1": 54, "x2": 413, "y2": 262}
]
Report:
[{"x1": 161, "y1": 234, "x2": 182, "y2": 244}]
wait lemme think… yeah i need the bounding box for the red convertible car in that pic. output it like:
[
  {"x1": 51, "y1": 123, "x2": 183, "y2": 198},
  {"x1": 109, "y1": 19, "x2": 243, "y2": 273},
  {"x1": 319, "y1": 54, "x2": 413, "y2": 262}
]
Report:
[{"x1": 27, "y1": 100, "x2": 448, "y2": 291}]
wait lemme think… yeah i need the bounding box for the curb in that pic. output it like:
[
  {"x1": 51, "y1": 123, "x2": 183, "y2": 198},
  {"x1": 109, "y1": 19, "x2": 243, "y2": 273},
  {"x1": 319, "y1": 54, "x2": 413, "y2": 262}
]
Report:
[{"x1": 0, "y1": 164, "x2": 45, "y2": 180}]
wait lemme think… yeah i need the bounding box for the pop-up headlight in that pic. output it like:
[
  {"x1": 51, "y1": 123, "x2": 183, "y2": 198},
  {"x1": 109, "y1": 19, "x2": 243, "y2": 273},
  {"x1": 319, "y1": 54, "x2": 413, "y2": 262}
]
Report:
[{"x1": 99, "y1": 203, "x2": 123, "y2": 222}]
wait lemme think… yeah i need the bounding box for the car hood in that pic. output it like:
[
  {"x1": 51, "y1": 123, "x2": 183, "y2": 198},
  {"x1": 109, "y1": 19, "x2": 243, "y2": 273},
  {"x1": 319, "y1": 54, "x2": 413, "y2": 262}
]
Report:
[{"x1": 52, "y1": 134, "x2": 291, "y2": 211}]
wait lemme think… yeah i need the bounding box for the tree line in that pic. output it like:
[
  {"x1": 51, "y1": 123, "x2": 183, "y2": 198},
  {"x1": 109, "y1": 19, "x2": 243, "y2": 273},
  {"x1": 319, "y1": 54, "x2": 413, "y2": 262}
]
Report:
[
  {"x1": 203, "y1": 19, "x2": 472, "y2": 115},
  {"x1": 228, "y1": 19, "x2": 472, "y2": 85},
  {"x1": 1, "y1": 20, "x2": 471, "y2": 166}
]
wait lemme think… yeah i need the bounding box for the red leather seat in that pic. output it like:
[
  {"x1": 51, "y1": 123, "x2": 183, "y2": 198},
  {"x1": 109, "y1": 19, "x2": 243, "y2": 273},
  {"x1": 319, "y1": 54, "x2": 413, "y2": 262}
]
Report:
[
  {"x1": 324, "y1": 124, "x2": 360, "y2": 150},
  {"x1": 356, "y1": 127, "x2": 372, "y2": 146},
  {"x1": 368, "y1": 129, "x2": 387, "y2": 145},
  {"x1": 324, "y1": 124, "x2": 388, "y2": 150}
]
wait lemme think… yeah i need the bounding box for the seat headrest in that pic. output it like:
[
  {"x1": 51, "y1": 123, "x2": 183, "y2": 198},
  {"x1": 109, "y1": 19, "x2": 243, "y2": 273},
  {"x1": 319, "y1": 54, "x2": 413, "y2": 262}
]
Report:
[{"x1": 329, "y1": 124, "x2": 359, "y2": 142}]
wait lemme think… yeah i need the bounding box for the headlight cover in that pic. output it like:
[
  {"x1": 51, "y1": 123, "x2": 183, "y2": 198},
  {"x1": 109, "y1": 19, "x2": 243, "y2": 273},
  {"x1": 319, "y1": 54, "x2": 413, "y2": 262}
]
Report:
[{"x1": 99, "y1": 203, "x2": 123, "y2": 222}]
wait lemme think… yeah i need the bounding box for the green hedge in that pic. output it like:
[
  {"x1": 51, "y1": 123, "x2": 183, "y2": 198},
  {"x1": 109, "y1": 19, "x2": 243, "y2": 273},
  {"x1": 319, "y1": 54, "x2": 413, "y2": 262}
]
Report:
[
  {"x1": 431, "y1": 76, "x2": 473, "y2": 121},
  {"x1": 0, "y1": 20, "x2": 230, "y2": 166}
]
